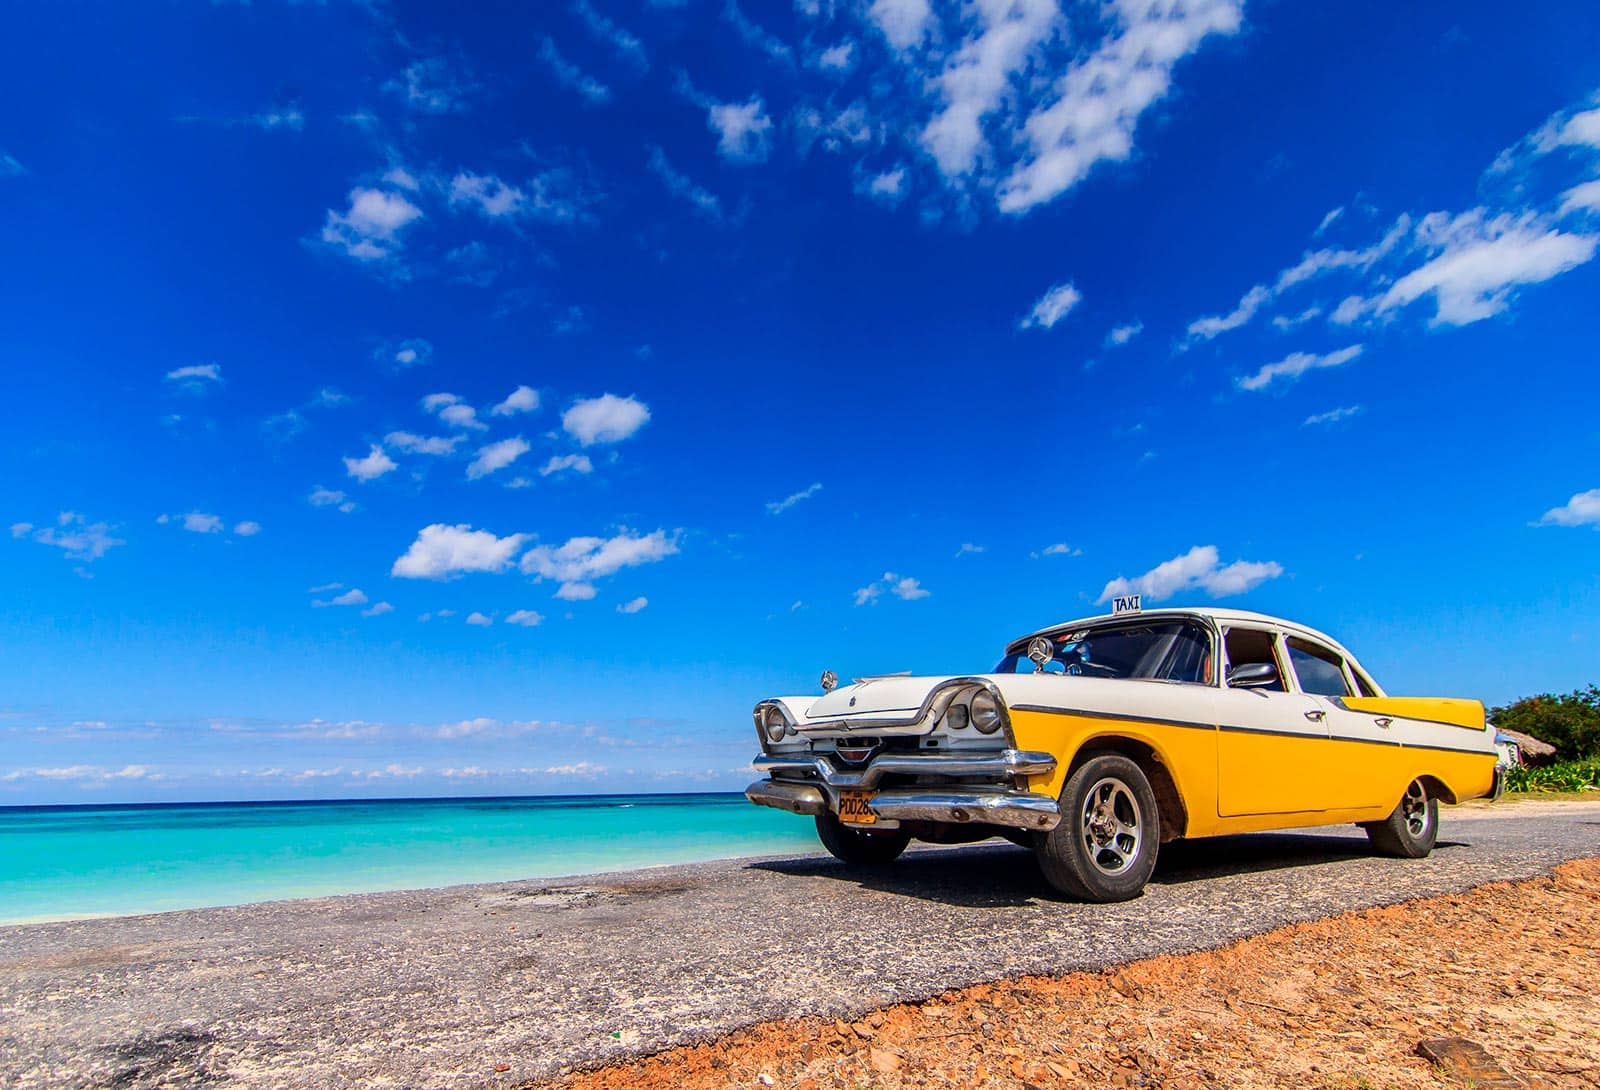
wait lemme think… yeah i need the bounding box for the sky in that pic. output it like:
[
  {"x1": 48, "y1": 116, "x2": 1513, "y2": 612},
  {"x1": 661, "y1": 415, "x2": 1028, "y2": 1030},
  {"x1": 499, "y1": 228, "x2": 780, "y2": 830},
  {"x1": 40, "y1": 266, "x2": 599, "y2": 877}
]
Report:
[{"x1": 3, "y1": 1, "x2": 1599, "y2": 805}]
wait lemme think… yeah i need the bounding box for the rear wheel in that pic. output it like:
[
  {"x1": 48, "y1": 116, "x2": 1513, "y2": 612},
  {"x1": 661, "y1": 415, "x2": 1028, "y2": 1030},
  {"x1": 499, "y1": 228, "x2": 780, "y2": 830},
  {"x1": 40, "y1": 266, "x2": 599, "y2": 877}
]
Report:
[
  {"x1": 815, "y1": 812, "x2": 910, "y2": 865},
  {"x1": 1363, "y1": 778, "x2": 1438, "y2": 858},
  {"x1": 1034, "y1": 753, "x2": 1160, "y2": 902}
]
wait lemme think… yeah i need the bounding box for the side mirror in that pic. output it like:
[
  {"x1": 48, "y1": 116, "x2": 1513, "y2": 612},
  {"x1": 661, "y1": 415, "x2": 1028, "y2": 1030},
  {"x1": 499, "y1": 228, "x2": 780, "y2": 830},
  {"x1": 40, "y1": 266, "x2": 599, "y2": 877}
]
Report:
[{"x1": 1226, "y1": 662, "x2": 1279, "y2": 689}]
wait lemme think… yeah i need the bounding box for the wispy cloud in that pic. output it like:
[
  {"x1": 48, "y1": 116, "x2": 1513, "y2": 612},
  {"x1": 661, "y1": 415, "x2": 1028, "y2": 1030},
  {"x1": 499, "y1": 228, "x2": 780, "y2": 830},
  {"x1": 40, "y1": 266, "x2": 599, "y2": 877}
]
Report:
[
  {"x1": 519, "y1": 529, "x2": 679, "y2": 599},
  {"x1": 1237, "y1": 344, "x2": 1363, "y2": 392},
  {"x1": 572, "y1": 0, "x2": 648, "y2": 69},
  {"x1": 767, "y1": 482, "x2": 822, "y2": 514},
  {"x1": 11, "y1": 512, "x2": 122, "y2": 563},
  {"x1": 343, "y1": 444, "x2": 398, "y2": 482},
  {"x1": 466, "y1": 437, "x2": 531, "y2": 480},
  {"x1": 1303, "y1": 405, "x2": 1362, "y2": 427},
  {"x1": 1019, "y1": 282, "x2": 1081, "y2": 330},
  {"x1": 854, "y1": 572, "x2": 930, "y2": 606},
  {"x1": 646, "y1": 145, "x2": 727, "y2": 222},
  {"x1": 320, "y1": 187, "x2": 423, "y2": 264},
  {"x1": 538, "y1": 38, "x2": 612, "y2": 106},
  {"x1": 1537, "y1": 489, "x2": 1600, "y2": 529}
]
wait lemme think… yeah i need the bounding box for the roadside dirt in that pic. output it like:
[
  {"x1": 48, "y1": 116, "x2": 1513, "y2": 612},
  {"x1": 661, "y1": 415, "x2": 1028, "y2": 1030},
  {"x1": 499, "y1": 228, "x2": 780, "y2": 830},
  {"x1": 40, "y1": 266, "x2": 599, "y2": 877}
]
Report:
[{"x1": 542, "y1": 858, "x2": 1600, "y2": 1090}]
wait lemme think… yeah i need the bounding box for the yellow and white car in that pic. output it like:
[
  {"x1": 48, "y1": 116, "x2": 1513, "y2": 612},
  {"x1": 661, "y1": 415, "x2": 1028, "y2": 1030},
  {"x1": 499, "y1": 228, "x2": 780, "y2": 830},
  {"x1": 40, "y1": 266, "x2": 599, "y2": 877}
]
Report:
[{"x1": 746, "y1": 606, "x2": 1502, "y2": 902}]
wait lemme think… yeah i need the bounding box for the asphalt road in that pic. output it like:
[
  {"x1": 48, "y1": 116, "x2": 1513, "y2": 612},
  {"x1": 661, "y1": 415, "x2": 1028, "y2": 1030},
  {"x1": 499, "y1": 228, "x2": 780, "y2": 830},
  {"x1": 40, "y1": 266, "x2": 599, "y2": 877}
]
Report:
[{"x1": 2, "y1": 800, "x2": 1598, "y2": 1090}]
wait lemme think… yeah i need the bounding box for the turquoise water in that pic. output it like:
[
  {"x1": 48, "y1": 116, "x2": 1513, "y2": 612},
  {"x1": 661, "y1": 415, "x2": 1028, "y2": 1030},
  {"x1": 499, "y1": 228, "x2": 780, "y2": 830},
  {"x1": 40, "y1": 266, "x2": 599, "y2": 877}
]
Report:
[{"x1": 0, "y1": 793, "x2": 822, "y2": 924}]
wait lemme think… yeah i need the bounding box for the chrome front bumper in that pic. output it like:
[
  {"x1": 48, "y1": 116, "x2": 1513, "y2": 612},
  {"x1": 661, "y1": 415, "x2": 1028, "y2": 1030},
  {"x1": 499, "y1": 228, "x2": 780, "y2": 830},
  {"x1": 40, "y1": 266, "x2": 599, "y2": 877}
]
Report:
[{"x1": 745, "y1": 748, "x2": 1062, "y2": 831}]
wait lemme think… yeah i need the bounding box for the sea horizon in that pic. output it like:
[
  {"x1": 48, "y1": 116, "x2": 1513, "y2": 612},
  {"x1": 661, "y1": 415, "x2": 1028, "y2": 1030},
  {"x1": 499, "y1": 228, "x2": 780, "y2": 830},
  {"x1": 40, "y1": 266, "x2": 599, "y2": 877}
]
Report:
[{"x1": 0, "y1": 791, "x2": 820, "y2": 925}]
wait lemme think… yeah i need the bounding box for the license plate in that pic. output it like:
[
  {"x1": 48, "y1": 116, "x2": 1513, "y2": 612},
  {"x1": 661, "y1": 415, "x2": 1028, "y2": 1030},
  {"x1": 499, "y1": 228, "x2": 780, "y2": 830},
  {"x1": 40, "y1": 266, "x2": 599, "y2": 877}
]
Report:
[{"x1": 838, "y1": 789, "x2": 877, "y2": 825}]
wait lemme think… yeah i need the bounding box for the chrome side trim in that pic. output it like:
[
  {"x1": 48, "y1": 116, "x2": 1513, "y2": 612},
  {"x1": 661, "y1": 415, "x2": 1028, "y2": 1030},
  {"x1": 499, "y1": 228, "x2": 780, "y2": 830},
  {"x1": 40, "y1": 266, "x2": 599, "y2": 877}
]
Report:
[{"x1": 753, "y1": 748, "x2": 1055, "y2": 790}]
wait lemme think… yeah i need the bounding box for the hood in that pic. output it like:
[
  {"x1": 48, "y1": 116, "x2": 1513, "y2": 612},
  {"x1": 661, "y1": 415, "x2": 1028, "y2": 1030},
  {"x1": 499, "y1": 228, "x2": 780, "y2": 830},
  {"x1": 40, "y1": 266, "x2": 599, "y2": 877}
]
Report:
[{"x1": 798, "y1": 674, "x2": 965, "y2": 726}]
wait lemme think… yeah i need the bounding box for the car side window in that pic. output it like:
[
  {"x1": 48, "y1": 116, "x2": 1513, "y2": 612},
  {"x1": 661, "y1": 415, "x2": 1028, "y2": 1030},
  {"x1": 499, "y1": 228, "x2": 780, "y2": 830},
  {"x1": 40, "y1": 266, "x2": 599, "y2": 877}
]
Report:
[
  {"x1": 1223, "y1": 628, "x2": 1285, "y2": 691},
  {"x1": 1286, "y1": 638, "x2": 1352, "y2": 697}
]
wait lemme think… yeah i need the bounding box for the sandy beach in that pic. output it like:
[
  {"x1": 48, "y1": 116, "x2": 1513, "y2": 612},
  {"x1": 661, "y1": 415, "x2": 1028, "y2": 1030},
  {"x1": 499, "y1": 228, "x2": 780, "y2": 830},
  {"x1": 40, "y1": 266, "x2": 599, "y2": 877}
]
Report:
[{"x1": 2, "y1": 800, "x2": 1597, "y2": 1089}]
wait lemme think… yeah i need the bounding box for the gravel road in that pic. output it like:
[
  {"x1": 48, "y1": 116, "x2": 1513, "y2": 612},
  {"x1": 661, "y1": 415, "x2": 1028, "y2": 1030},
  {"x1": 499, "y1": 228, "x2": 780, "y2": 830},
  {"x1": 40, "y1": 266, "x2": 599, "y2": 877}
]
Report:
[{"x1": 2, "y1": 800, "x2": 1598, "y2": 1090}]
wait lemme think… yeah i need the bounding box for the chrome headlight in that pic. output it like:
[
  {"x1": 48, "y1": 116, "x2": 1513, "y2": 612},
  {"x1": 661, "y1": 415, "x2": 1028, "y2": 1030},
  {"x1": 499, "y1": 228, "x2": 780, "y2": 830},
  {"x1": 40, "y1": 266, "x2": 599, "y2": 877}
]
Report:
[
  {"x1": 969, "y1": 690, "x2": 1004, "y2": 734},
  {"x1": 942, "y1": 702, "x2": 970, "y2": 731},
  {"x1": 758, "y1": 704, "x2": 791, "y2": 743}
]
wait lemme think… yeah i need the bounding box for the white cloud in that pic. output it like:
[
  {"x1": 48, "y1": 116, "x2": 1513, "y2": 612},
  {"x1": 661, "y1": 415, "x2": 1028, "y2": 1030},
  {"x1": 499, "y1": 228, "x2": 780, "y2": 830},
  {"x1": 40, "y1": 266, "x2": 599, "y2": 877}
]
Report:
[
  {"x1": 996, "y1": 0, "x2": 1244, "y2": 214},
  {"x1": 506, "y1": 609, "x2": 545, "y2": 627},
  {"x1": 723, "y1": 0, "x2": 794, "y2": 66},
  {"x1": 1237, "y1": 344, "x2": 1363, "y2": 392},
  {"x1": 449, "y1": 172, "x2": 525, "y2": 218},
  {"x1": 1272, "y1": 306, "x2": 1323, "y2": 331},
  {"x1": 767, "y1": 482, "x2": 822, "y2": 514},
  {"x1": 466, "y1": 437, "x2": 532, "y2": 480},
  {"x1": 1019, "y1": 282, "x2": 1081, "y2": 330},
  {"x1": 490, "y1": 385, "x2": 540, "y2": 416},
  {"x1": 466, "y1": 611, "x2": 494, "y2": 626},
  {"x1": 562, "y1": 393, "x2": 651, "y2": 445},
  {"x1": 165, "y1": 363, "x2": 222, "y2": 387},
  {"x1": 540, "y1": 454, "x2": 594, "y2": 476},
  {"x1": 1033, "y1": 542, "x2": 1082, "y2": 558},
  {"x1": 1561, "y1": 179, "x2": 1600, "y2": 216},
  {"x1": 313, "y1": 587, "x2": 369, "y2": 608},
  {"x1": 709, "y1": 98, "x2": 774, "y2": 163},
  {"x1": 1186, "y1": 285, "x2": 1270, "y2": 343},
  {"x1": 572, "y1": 0, "x2": 648, "y2": 68},
  {"x1": 1537, "y1": 489, "x2": 1600, "y2": 528},
  {"x1": 646, "y1": 145, "x2": 727, "y2": 222},
  {"x1": 1104, "y1": 321, "x2": 1143, "y2": 347},
  {"x1": 391, "y1": 57, "x2": 473, "y2": 115},
  {"x1": 861, "y1": 166, "x2": 908, "y2": 206},
  {"x1": 1314, "y1": 206, "x2": 1345, "y2": 236},
  {"x1": 385, "y1": 431, "x2": 463, "y2": 455},
  {"x1": 391, "y1": 524, "x2": 531, "y2": 579},
  {"x1": 181, "y1": 511, "x2": 224, "y2": 534},
  {"x1": 539, "y1": 37, "x2": 613, "y2": 105},
  {"x1": 1303, "y1": 405, "x2": 1361, "y2": 427},
  {"x1": 0, "y1": 152, "x2": 26, "y2": 177},
  {"x1": 233, "y1": 520, "x2": 262, "y2": 537},
  {"x1": 921, "y1": 0, "x2": 1060, "y2": 178},
  {"x1": 555, "y1": 581, "x2": 598, "y2": 601},
  {"x1": 955, "y1": 543, "x2": 985, "y2": 557},
  {"x1": 854, "y1": 571, "x2": 930, "y2": 606},
  {"x1": 519, "y1": 529, "x2": 679, "y2": 598},
  {"x1": 422, "y1": 392, "x2": 487, "y2": 431},
  {"x1": 817, "y1": 40, "x2": 856, "y2": 71},
  {"x1": 1369, "y1": 210, "x2": 1598, "y2": 327},
  {"x1": 390, "y1": 338, "x2": 433, "y2": 369},
  {"x1": 343, "y1": 444, "x2": 398, "y2": 482},
  {"x1": 361, "y1": 601, "x2": 394, "y2": 617},
  {"x1": 868, "y1": 0, "x2": 932, "y2": 52},
  {"x1": 320, "y1": 187, "x2": 423, "y2": 263},
  {"x1": 309, "y1": 487, "x2": 356, "y2": 513},
  {"x1": 616, "y1": 596, "x2": 648, "y2": 614},
  {"x1": 13, "y1": 512, "x2": 122, "y2": 562},
  {"x1": 1096, "y1": 545, "x2": 1283, "y2": 604}
]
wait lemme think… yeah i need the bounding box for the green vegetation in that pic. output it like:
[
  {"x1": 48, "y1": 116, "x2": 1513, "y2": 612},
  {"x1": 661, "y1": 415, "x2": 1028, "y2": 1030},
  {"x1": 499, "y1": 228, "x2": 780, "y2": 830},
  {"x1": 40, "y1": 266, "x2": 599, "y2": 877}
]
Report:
[
  {"x1": 1490, "y1": 685, "x2": 1600, "y2": 761},
  {"x1": 1505, "y1": 757, "x2": 1600, "y2": 795}
]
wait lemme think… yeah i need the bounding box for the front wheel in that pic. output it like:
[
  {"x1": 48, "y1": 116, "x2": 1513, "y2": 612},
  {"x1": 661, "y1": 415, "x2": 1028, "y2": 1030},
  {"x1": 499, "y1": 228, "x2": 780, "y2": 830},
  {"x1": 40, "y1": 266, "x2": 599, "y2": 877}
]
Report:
[
  {"x1": 1034, "y1": 753, "x2": 1160, "y2": 902},
  {"x1": 1362, "y1": 778, "x2": 1439, "y2": 858},
  {"x1": 815, "y1": 813, "x2": 910, "y2": 865}
]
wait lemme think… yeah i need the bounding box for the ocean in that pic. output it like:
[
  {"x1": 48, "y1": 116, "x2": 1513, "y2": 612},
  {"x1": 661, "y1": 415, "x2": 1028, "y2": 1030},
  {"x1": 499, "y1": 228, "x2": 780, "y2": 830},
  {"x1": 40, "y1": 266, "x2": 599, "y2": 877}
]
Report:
[{"x1": 0, "y1": 792, "x2": 822, "y2": 925}]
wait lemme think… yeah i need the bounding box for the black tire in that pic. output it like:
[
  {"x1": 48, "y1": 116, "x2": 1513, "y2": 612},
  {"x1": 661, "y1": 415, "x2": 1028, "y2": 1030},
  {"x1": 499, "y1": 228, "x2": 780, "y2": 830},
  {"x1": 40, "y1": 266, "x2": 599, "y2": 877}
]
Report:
[
  {"x1": 815, "y1": 813, "x2": 911, "y2": 865},
  {"x1": 1034, "y1": 753, "x2": 1161, "y2": 902},
  {"x1": 1363, "y1": 778, "x2": 1439, "y2": 858}
]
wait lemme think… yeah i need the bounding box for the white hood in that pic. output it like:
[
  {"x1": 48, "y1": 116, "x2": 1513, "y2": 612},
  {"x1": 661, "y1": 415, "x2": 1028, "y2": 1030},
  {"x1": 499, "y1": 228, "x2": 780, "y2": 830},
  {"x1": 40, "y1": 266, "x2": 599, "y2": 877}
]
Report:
[{"x1": 794, "y1": 674, "x2": 965, "y2": 727}]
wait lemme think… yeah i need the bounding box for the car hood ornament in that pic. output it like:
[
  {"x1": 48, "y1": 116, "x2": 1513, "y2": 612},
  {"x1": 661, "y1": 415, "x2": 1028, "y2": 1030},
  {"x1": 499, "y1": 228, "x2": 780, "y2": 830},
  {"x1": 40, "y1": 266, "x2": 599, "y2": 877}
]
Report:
[{"x1": 820, "y1": 669, "x2": 838, "y2": 693}]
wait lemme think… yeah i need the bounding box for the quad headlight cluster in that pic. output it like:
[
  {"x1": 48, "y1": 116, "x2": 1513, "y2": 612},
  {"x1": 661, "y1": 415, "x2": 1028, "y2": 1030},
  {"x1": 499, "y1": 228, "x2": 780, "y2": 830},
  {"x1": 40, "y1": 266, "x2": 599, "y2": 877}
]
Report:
[{"x1": 938, "y1": 687, "x2": 1005, "y2": 735}]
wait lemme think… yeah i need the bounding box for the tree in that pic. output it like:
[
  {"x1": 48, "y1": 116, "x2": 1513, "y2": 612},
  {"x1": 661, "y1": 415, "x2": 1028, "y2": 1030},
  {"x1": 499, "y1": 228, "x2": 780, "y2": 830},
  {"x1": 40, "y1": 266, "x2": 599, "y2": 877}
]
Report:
[{"x1": 1490, "y1": 685, "x2": 1600, "y2": 760}]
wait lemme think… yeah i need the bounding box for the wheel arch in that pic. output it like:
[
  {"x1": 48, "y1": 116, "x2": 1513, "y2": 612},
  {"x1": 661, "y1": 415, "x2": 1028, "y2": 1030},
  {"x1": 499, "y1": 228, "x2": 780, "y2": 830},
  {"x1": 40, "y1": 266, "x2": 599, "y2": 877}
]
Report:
[
  {"x1": 1415, "y1": 773, "x2": 1460, "y2": 806},
  {"x1": 1068, "y1": 734, "x2": 1190, "y2": 842}
]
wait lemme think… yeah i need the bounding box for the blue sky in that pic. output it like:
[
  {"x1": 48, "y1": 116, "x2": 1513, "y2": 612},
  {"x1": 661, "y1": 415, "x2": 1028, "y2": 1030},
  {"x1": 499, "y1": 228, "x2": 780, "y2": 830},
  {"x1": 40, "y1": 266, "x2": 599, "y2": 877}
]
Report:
[{"x1": 4, "y1": 1, "x2": 1599, "y2": 805}]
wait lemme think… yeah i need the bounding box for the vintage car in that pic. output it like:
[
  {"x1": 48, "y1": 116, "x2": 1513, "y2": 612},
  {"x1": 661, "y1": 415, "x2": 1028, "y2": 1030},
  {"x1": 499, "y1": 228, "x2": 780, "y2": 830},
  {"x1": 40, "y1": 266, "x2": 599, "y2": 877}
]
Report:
[{"x1": 746, "y1": 606, "x2": 1503, "y2": 902}]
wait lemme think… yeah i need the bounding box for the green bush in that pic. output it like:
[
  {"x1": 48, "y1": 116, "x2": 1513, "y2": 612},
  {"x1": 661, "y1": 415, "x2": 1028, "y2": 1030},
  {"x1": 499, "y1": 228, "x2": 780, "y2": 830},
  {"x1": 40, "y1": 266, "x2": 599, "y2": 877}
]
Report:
[
  {"x1": 1505, "y1": 757, "x2": 1600, "y2": 794},
  {"x1": 1490, "y1": 685, "x2": 1600, "y2": 760}
]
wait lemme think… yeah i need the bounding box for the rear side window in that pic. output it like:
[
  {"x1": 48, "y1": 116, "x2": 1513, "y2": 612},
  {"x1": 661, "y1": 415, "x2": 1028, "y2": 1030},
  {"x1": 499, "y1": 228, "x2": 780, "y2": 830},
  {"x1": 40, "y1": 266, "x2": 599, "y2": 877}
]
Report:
[{"x1": 1287, "y1": 638, "x2": 1352, "y2": 697}]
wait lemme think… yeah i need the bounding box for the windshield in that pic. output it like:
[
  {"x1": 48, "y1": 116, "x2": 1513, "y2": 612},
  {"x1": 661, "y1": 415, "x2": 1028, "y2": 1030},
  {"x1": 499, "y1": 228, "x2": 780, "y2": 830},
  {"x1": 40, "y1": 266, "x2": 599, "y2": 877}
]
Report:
[{"x1": 993, "y1": 620, "x2": 1213, "y2": 684}]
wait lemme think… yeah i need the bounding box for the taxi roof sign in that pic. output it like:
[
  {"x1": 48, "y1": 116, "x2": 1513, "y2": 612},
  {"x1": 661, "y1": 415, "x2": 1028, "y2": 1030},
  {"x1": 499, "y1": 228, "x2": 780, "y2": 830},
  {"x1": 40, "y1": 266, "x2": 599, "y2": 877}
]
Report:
[{"x1": 1111, "y1": 594, "x2": 1142, "y2": 616}]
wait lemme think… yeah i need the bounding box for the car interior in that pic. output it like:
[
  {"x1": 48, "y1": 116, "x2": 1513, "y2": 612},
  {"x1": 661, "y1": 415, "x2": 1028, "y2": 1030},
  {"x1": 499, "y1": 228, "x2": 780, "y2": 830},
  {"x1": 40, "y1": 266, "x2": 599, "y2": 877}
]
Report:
[{"x1": 1223, "y1": 628, "x2": 1286, "y2": 691}]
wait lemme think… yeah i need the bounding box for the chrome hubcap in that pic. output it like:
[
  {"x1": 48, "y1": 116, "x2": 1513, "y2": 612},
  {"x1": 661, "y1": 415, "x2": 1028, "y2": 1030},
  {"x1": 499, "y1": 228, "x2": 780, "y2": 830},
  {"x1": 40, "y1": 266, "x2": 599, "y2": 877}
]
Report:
[
  {"x1": 1081, "y1": 777, "x2": 1142, "y2": 877},
  {"x1": 1402, "y1": 780, "x2": 1430, "y2": 838}
]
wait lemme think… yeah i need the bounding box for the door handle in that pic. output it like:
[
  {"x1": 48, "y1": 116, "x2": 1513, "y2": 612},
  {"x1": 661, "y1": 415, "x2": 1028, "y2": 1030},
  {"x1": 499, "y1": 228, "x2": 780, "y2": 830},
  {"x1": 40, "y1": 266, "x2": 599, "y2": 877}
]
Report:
[
  {"x1": 1304, "y1": 710, "x2": 1326, "y2": 722},
  {"x1": 1373, "y1": 717, "x2": 1392, "y2": 729}
]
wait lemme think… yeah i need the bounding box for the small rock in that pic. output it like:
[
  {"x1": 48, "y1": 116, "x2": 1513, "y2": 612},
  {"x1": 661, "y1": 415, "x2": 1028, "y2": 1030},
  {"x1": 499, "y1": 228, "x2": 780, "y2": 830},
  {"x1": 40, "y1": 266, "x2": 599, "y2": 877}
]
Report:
[
  {"x1": 756, "y1": 1074, "x2": 776, "y2": 1087},
  {"x1": 869, "y1": 1048, "x2": 903, "y2": 1074},
  {"x1": 492, "y1": 1063, "x2": 510, "y2": 1073}
]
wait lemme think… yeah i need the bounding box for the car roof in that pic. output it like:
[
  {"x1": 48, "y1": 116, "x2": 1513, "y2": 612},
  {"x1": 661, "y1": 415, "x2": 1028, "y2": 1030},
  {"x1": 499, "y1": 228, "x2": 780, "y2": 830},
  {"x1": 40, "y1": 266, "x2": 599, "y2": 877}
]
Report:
[{"x1": 1010, "y1": 607, "x2": 1357, "y2": 659}]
